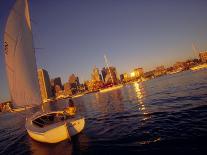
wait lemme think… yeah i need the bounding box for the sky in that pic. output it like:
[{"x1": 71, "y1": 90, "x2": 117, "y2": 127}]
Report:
[{"x1": 1, "y1": 0, "x2": 207, "y2": 102}]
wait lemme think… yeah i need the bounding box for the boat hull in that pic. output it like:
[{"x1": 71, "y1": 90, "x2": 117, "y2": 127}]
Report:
[{"x1": 25, "y1": 111, "x2": 85, "y2": 143}]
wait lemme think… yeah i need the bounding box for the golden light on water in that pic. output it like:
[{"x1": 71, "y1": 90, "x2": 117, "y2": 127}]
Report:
[
  {"x1": 133, "y1": 82, "x2": 144, "y2": 100},
  {"x1": 133, "y1": 82, "x2": 150, "y2": 121}
]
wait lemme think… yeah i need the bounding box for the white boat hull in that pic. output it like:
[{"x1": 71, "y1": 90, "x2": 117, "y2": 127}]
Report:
[{"x1": 25, "y1": 111, "x2": 85, "y2": 143}]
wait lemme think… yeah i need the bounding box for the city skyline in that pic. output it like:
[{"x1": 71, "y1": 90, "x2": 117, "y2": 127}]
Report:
[{"x1": 1, "y1": 0, "x2": 207, "y2": 102}]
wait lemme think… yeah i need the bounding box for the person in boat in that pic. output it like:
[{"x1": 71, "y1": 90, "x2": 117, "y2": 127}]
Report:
[{"x1": 64, "y1": 99, "x2": 76, "y2": 116}]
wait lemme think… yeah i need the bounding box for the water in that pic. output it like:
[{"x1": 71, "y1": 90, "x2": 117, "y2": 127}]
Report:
[{"x1": 1, "y1": 69, "x2": 207, "y2": 155}]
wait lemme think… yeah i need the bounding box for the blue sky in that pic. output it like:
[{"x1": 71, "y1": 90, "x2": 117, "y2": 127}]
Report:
[{"x1": 1, "y1": 0, "x2": 207, "y2": 102}]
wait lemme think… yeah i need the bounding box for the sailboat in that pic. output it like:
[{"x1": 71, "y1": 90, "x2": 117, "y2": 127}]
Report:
[
  {"x1": 99, "y1": 55, "x2": 123, "y2": 93},
  {"x1": 4, "y1": 0, "x2": 85, "y2": 143}
]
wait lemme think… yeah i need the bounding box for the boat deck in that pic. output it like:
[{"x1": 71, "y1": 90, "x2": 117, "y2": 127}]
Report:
[{"x1": 32, "y1": 112, "x2": 75, "y2": 128}]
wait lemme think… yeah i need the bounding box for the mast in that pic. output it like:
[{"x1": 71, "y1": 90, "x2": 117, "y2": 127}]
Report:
[{"x1": 104, "y1": 54, "x2": 114, "y2": 85}]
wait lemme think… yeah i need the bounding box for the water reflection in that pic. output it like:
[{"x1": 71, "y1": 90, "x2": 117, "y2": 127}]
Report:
[
  {"x1": 85, "y1": 90, "x2": 125, "y2": 115},
  {"x1": 29, "y1": 137, "x2": 72, "y2": 155},
  {"x1": 29, "y1": 133, "x2": 90, "y2": 155},
  {"x1": 133, "y1": 82, "x2": 149, "y2": 120}
]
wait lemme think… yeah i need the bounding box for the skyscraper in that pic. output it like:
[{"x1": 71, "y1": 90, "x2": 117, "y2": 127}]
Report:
[
  {"x1": 51, "y1": 77, "x2": 63, "y2": 89},
  {"x1": 68, "y1": 74, "x2": 80, "y2": 94},
  {"x1": 101, "y1": 66, "x2": 118, "y2": 84},
  {"x1": 38, "y1": 69, "x2": 53, "y2": 101},
  {"x1": 91, "y1": 67, "x2": 102, "y2": 82},
  {"x1": 133, "y1": 68, "x2": 144, "y2": 78},
  {"x1": 101, "y1": 67, "x2": 107, "y2": 82},
  {"x1": 199, "y1": 51, "x2": 207, "y2": 62},
  {"x1": 51, "y1": 77, "x2": 63, "y2": 95},
  {"x1": 63, "y1": 82, "x2": 72, "y2": 96}
]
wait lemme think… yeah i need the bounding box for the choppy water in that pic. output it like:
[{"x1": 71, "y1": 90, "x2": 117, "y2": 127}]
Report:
[{"x1": 0, "y1": 69, "x2": 207, "y2": 155}]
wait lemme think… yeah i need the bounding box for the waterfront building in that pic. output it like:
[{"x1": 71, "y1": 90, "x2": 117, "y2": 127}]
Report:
[
  {"x1": 144, "y1": 70, "x2": 154, "y2": 79},
  {"x1": 51, "y1": 77, "x2": 63, "y2": 96},
  {"x1": 120, "y1": 73, "x2": 130, "y2": 82},
  {"x1": 120, "y1": 74, "x2": 124, "y2": 82},
  {"x1": 134, "y1": 68, "x2": 144, "y2": 77},
  {"x1": 91, "y1": 67, "x2": 102, "y2": 82},
  {"x1": 68, "y1": 74, "x2": 80, "y2": 94},
  {"x1": 173, "y1": 62, "x2": 186, "y2": 71},
  {"x1": 91, "y1": 67, "x2": 104, "y2": 90},
  {"x1": 55, "y1": 85, "x2": 62, "y2": 95},
  {"x1": 38, "y1": 69, "x2": 53, "y2": 101},
  {"x1": 63, "y1": 82, "x2": 72, "y2": 96},
  {"x1": 199, "y1": 51, "x2": 207, "y2": 62},
  {"x1": 130, "y1": 68, "x2": 144, "y2": 80},
  {"x1": 84, "y1": 80, "x2": 93, "y2": 91},
  {"x1": 183, "y1": 59, "x2": 196, "y2": 69},
  {"x1": 51, "y1": 77, "x2": 63, "y2": 89},
  {"x1": 154, "y1": 66, "x2": 167, "y2": 77},
  {"x1": 101, "y1": 67, "x2": 118, "y2": 84},
  {"x1": 0, "y1": 101, "x2": 12, "y2": 112},
  {"x1": 101, "y1": 67, "x2": 107, "y2": 82},
  {"x1": 123, "y1": 73, "x2": 129, "y2": 80},
  {"x1": 166, "y1": 66, "x2": 174, "y2": 73}
]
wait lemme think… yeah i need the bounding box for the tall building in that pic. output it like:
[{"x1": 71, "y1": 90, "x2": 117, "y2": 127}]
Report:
[
  {"x1": 120, "y1": 74, "x2": 124, "y2": 82},
  {"x1": 154, "y1": 66, "x2": 167, "y2": 77},
  {"x1": 101, "y1": 67, "x2": 108, "y2": 82},
  {"x1": 69, "y1": 74, "x2": 80, "y2": 85},
  {"x1": 68, "y1": 74, "x2": 80, "y2": 94},
  {"x1": 38, "y1": 69, "x2": 53, "y2": 101},
  {"x1": 134, "y1": 68, "x2": 144, "y2": 77},
  {"x1": 51, "y1": 77, "x2": 63, "y2": 95},
  {"x1": 51, "y1": 77, "x2": 63, "y2": 89},
  {"x1": 101, "y1": 67, "x2": 118, "y2": 84},
  {"x1": 144, "y1": 70, "x2": 154, "y2": 79},
  {"x1": 173, "y1": 62, "x2": 185, "y2": 71},
  {"x1": 120, "y1": 73, "x2": 130, "y2": 82},
  {"x1": 84, "y1": 80, "x2": 93, "y2": 91},
  {"x1": 63, "y1": 82, "x2": 72, "y2": 96},
  {"x1": 199, "y1": 51, "x2": 207, "y2": 62},
  {"x1": 91, "y1": 67, "x2": 102, "y2": 82}
]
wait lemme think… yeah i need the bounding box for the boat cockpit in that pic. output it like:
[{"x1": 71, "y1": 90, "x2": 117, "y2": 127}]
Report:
[{"x1": 32, "y1": 112, "x2": 71, "y2": 127}]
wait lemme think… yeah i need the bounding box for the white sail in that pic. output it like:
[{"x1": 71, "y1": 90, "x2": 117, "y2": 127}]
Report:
[{"x1": 3, "y1": 0, "x2": 41, "y2": 107}]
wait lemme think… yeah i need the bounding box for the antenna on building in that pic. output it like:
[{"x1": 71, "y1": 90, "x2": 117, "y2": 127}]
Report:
[
  {"x1": 192, "y1": 42, "x2": 199, "y2": 59},
  {"x1": 104, "y1": 54, "x2": 114, "y2": 84}
]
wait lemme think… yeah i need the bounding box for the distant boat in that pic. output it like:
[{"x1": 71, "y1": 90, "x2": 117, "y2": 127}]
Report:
[
  {"x1": 190, "y1": 63, "x2": 207, "y2": 71},
  {"x1": 100, "y1": 55, "x2": 123, "y2": 93},
  {"x1": 4, "y1": 0, "x2": 85, "y2": 143}
]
